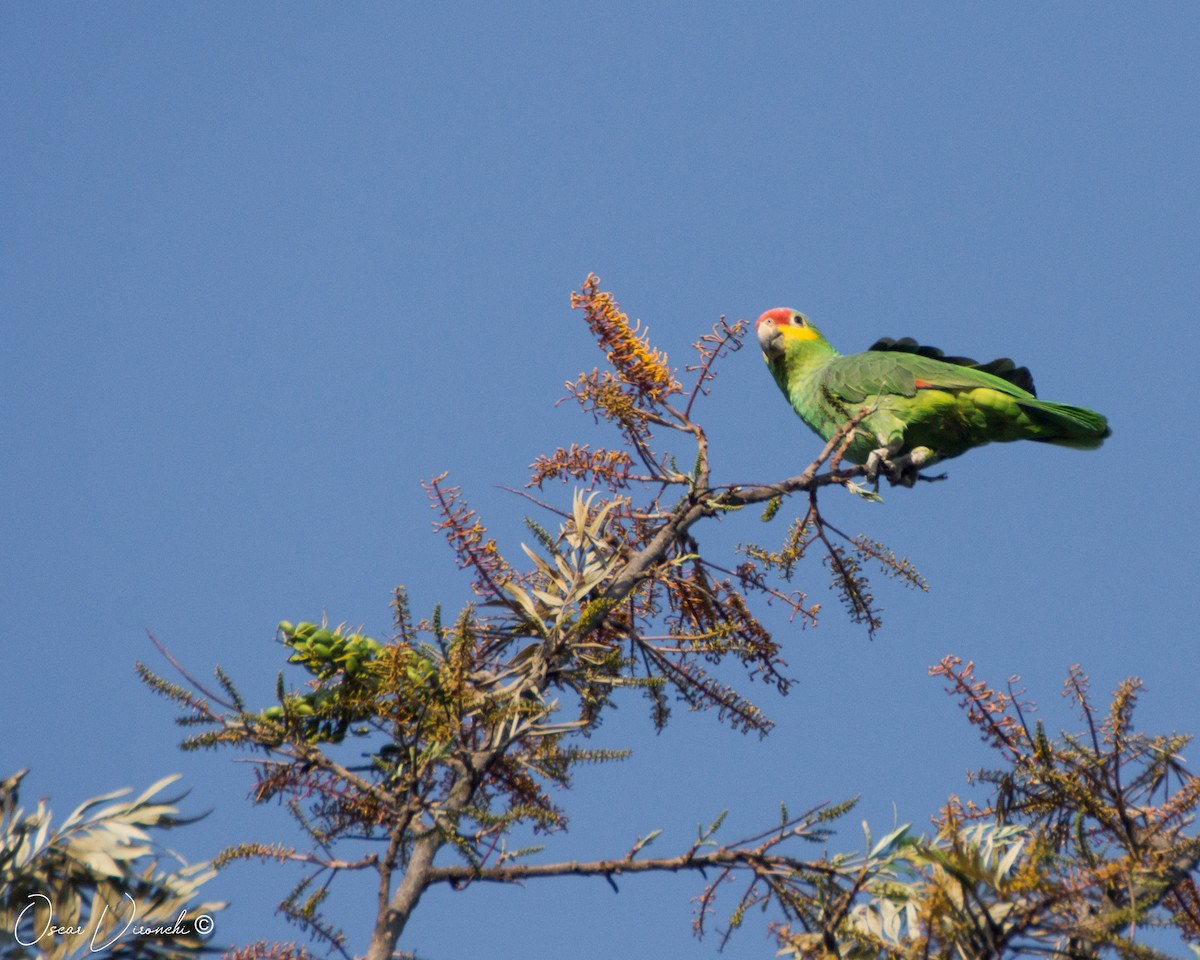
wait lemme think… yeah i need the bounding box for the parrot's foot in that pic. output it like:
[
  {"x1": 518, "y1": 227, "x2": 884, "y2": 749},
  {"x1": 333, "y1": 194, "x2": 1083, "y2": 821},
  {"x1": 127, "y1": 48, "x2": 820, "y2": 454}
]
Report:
[
  {"x1": 864, "y1": 447, "x2": 894, "y2": 484},
  {"x1": 865, "y1": 446, "x2": 937, "y2": 488}
]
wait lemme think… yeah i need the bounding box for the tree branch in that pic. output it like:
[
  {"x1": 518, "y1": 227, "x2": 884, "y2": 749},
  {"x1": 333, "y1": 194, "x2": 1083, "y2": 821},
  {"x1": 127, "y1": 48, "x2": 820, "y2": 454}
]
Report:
[{"x1": 425, "y1": 844, "x2": 837, "y2": 889}]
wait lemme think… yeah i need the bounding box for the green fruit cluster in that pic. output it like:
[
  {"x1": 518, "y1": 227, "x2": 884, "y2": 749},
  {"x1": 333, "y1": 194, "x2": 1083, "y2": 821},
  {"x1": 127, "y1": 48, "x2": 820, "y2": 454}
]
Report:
[
  {"x1": 258, "y1": 687, "x2": 351, "y2": 742},
  {"x1": 277, "y1": 620, "x2": 382, "y2": 681},
  {"x1": 255, "y1": 621, "x2": 386, "y2": 741}
]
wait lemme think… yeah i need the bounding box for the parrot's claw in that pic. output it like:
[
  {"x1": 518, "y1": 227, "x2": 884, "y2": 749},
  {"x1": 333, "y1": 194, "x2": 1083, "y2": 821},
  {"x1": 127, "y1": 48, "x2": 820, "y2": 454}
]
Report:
[
  {"x1": 865, "y1": 446, "x2": 937, "y2": 489},
  {"x1": 864, "y1": 446, "x2": 908, "y2": 487}
]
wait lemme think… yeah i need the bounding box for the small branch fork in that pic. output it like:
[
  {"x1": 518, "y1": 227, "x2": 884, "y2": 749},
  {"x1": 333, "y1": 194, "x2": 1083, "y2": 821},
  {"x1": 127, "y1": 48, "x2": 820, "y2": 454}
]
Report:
[{"x1": 596, "y1": 416, "x2": 871, "y2": 606}]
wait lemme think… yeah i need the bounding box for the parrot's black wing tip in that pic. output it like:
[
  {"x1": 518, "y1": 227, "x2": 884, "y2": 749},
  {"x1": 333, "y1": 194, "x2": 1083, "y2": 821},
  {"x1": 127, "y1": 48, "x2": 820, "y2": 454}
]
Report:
[{"x1": 867, "y1": 337, "x2": 1038, "y2": 396}]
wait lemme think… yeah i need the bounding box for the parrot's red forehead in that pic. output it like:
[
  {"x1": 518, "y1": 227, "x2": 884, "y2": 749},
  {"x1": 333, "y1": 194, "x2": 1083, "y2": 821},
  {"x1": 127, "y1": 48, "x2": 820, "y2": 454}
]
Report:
[{"x1": 756, "y1": 307, "x2": 794, "y2": 328}]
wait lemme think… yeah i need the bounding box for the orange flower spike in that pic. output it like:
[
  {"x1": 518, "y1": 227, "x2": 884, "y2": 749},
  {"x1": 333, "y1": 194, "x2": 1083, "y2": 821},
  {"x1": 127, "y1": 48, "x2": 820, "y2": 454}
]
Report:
[{"x1": 572, "y1": 274, "x2": 680, "y2": 404}]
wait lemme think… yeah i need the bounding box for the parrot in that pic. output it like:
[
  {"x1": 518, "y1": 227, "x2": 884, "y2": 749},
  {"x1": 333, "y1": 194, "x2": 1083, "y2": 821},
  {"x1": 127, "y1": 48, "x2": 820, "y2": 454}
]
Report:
[{"x1": 755, "y1": 308, "x2": 1110, "y2": 487}]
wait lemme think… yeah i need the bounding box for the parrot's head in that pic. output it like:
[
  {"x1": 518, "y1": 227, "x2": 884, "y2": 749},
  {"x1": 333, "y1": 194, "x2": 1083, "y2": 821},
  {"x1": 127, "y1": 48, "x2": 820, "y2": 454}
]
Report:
[{"x1": 755, "y1": 308, "x2": 828, "y2": 361}]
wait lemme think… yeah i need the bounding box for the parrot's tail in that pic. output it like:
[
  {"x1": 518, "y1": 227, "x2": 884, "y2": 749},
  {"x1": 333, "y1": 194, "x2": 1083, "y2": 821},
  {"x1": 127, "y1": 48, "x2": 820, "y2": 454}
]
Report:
[{"x1": 1022, "y1": 399, "x2": 1111, "y2": 449}]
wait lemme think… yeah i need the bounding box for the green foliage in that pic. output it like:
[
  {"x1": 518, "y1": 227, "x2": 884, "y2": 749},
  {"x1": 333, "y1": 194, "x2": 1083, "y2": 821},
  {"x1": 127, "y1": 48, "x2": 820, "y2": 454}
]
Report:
[{"x1": 0, "y1": 771, "x2": 223, "y2": 960}]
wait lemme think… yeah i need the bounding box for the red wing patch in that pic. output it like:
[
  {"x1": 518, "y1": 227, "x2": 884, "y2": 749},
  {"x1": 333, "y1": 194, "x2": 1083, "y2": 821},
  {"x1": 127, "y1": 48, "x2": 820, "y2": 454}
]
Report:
[{"x1": 914, "y1": 379, "x2": 934, "y2": 388}]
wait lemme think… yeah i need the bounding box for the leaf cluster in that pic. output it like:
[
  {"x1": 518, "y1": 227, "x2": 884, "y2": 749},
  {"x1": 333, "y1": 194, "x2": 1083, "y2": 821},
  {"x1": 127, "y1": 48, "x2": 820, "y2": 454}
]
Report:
[{"x1": 0, "y1": 770, "x2": 223, "y2": 960}]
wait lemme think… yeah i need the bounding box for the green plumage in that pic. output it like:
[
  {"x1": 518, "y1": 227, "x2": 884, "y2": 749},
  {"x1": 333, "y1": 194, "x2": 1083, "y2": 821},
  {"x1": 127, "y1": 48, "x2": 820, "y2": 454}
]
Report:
[{"x1": 755, "y1": 309, "x2": 1110, "y2": 481}]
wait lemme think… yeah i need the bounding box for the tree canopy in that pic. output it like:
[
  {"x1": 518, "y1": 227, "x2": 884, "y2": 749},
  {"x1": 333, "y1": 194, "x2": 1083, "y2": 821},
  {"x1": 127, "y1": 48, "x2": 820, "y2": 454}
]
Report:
[{"x1": 135, "y1": 277, "x2": 1199, "y2": 960}]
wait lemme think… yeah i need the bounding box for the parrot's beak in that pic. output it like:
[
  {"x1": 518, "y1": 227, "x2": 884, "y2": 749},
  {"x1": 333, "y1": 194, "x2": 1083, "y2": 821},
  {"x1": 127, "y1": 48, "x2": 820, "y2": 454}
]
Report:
[{"x1": 756, "y1": 317, "x2": 784, "y2": 359}]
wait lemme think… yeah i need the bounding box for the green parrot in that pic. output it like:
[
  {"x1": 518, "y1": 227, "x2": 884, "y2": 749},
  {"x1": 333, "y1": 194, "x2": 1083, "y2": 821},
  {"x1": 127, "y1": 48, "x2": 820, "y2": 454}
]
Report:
[{"x1": 755, "y1": 308, "x2": 1110, "y2": 486}]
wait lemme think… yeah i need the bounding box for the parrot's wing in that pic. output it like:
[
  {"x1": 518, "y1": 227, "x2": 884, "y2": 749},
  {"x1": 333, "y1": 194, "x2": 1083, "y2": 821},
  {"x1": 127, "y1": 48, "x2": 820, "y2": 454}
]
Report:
[
  {"x1": 866, "y1": 337, "x2": 1036, "y2": 396},
  {"x1": 824, "y1": 350, "x2": 1039, "y2": 404}
]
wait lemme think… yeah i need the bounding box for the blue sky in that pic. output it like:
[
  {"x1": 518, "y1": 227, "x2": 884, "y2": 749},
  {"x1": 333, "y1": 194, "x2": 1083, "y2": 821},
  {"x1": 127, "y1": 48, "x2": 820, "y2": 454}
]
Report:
[{"x1": 3, "y1": 4, "x2": 1198, "y2": 957}]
